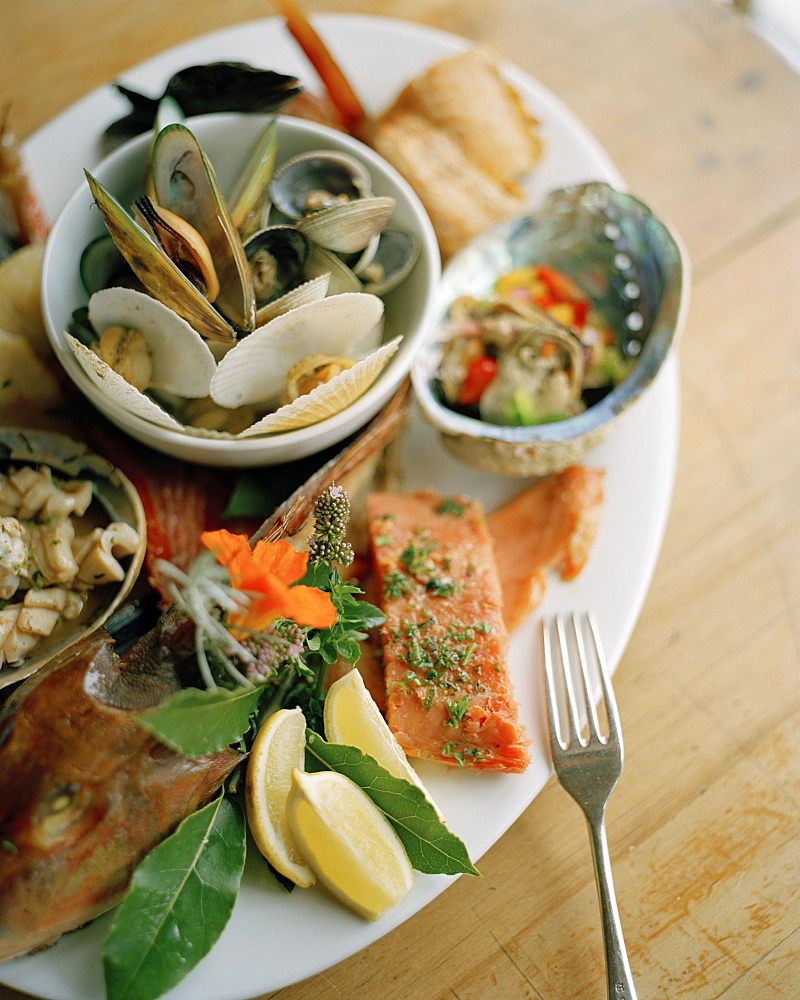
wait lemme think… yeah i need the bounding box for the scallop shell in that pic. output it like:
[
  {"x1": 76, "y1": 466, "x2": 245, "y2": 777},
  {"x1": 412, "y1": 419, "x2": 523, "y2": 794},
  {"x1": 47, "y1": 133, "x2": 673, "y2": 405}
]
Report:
[
  {"x1": 66, "y1": 335, "x2": 184, "y2": 431},
  {"x1": 254, "y1": 273, "x2": 330, "y2": 326},
  {"x1": 210, "y1": 292, "x2": 384, "y2": 409},
  {"x1": 237, "y1": 336, "x2": 401, "y2": 436},
  {"x1": 87, "y1": 287, "x2": 217, "y2": 396}
]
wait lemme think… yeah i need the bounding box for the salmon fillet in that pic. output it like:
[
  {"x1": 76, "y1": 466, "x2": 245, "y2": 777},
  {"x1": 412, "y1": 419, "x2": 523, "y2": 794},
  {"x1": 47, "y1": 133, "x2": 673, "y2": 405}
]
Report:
[
  {"x1": 366, "y1": 489, "x2": 529, "y2": 772},
  {"x1": 488, "y1": 466, "x2": 605, "y2": 632}
]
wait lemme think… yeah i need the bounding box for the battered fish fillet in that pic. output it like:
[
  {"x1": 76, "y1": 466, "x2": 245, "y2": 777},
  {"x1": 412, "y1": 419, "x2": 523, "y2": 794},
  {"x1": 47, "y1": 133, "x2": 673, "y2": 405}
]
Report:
[{"x1": 370, "y1": 49, "x2": 543, "y2": 259}]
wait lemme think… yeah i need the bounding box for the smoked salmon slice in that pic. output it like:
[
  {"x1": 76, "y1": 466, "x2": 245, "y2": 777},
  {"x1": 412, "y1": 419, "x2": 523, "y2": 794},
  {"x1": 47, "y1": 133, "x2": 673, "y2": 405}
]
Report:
[
  {"x1": 487, "y1": 465, "x2": 605, "y2": 632},
  {"x1": 366, "y1": 489, "x2": 529, "y2": 772}
]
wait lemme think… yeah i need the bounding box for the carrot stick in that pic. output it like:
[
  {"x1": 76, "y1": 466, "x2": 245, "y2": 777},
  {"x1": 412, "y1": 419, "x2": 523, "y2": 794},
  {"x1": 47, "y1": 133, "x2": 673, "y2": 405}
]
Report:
[{"x1": 273, "y1": 0, "x2": 368, "y2": 138}]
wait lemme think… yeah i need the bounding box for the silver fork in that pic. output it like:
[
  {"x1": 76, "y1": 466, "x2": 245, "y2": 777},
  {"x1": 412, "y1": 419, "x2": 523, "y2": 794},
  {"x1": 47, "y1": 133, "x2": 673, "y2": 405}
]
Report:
[{"x1": 541, "y1": 612, "x2": 638, "y2": 1000}]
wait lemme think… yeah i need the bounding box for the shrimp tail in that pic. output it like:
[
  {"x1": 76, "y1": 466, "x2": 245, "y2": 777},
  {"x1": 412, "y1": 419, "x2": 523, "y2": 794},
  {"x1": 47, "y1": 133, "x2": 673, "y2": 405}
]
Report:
[
  {"x1": 0, "y1": 104, "x2": 49, "y2": 246},
  {"x1": 273, "y1": 0, "x2": 369, "y2": 140}
]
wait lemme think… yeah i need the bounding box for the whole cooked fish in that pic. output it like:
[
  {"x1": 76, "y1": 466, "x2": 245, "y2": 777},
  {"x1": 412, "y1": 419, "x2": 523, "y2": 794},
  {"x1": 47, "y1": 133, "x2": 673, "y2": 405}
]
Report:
[{"x1": 0, "y1": 607, "x2": 241, "y2": 962}]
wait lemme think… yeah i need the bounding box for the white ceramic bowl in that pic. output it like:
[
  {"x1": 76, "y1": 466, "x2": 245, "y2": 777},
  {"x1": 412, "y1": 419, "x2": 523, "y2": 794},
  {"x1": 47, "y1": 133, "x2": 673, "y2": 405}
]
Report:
[{"x1": 42, "y1": 113, "x2": 440, "y2": 467}]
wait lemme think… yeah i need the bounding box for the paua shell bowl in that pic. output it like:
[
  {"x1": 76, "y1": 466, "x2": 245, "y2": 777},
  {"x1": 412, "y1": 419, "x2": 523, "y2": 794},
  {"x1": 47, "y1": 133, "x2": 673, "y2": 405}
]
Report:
[{"x1": 411, "y1": 181, "x2": 690, "y2": 477}]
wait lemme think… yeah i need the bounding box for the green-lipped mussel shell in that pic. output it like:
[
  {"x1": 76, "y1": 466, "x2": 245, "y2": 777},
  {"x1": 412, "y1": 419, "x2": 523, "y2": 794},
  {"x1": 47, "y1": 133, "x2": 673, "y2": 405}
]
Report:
[
  {"x1": 85, "y1": 171, "x2": 238, "y2": 343},
  {"x1": 150, "y1": 123, "x2": 256, "y2": 334}
]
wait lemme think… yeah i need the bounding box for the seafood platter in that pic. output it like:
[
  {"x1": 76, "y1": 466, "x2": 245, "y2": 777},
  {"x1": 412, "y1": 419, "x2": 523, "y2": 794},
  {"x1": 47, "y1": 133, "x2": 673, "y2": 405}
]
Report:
[{"x1": 0, "y1": 8, "x2": 685, "y2": 1000}]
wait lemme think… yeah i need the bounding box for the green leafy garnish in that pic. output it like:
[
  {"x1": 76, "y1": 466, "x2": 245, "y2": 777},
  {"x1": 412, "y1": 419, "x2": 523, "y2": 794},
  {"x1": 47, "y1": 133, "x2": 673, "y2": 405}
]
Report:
[
  {"x1": 306, "y1": 730, "x2": 480, "y2": 877},
  {"x1": 136, "y1": 685, "x2": 264, "y2": 755},
  {"x1": 103, "y1": 794, "x2": 245, "y2": 1000}
]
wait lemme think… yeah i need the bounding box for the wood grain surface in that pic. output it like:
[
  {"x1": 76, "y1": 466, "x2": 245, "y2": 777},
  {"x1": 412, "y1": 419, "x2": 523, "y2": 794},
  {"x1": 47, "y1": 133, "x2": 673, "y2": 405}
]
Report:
[{"x1": 1, "y1": 1, "x2": 798, "y2": 998}]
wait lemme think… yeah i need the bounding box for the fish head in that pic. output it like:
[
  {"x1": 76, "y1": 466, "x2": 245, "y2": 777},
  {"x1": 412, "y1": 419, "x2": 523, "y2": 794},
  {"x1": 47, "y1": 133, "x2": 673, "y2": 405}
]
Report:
[{"x1": 0, "y1": 625, "x2": 241, "y2": 961}]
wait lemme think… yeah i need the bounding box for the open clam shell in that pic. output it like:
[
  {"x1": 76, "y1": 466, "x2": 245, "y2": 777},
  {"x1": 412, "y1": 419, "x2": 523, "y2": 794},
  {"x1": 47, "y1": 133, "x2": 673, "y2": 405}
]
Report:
[
  {"x1": 66, "y1": 336, "x2": 184, "y2": 431},
  {"x1": 210, "y1": 292, "x2": 385, "y2": 409},
  {"x1": 360, "y1": 228, "x2": 421, "y2": 296},
  {"x1": 0, "y1": 428, "x2": 146, "y2": 690},
  {"x1": 243, "y1": 225, "x2": 310, "y2": 308},
  {"x1": 253, "y1": 272, "x2": 330, "y2": 326},
  {"x1": 413, "y1": 181, "x2": 689, "y2": 477},
  {"x1": 296, "y1": 196, "x2": 396, "y2": 255},
  {"x1": 238, "y1": 336, "x2": 402, "y2": 436},
  {"x1": 269, "y1": 150, "x2": 373, "y2": 220}
]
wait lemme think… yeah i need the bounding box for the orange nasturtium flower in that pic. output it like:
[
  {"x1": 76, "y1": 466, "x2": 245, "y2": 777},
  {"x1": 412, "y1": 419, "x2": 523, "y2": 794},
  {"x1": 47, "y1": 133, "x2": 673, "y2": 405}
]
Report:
[{"x1": 200, "y1": 529, "x2": 337, "y2": 634}]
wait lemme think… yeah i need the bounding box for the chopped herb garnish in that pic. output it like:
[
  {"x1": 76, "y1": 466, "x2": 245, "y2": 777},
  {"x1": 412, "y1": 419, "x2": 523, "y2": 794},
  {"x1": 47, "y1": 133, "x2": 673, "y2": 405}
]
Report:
[{"x1": 436, "y1": 498, "x2": 467, "y2": 516}]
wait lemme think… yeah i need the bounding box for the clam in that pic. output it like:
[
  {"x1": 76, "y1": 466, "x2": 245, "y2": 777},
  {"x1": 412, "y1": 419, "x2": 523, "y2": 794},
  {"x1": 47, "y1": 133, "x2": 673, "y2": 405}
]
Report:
[
  {"x1": 0, "y1": 427, "x2": 146, "y2": 690},
  {"x1": 210, "y1": 292, "x2": 386, "y2": 410},
  {"x1": 252, "y1": 273, "x2": 330, "y2": 326},
  {"x1": 296, "y1": 196, "x2": 396, "y2": 256},
  {"x1": 243, "y1": 225, "x2": 310, "y2": 307},
  {"x1": 304, "y1": 244, "x2": 363, "y2": 295},
  {"x1": 412, "y1": 181, "x2": 688, "y2": 477},
  {"x1": 359, "y1": 228, "x2": 421, "y2": 295},
  {"x1": 268, "y1": 150, "x2": 372, "y2": 220}
]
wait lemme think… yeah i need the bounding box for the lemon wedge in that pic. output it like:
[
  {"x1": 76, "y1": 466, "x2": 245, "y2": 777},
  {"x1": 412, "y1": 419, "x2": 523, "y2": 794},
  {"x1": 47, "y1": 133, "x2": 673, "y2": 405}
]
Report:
[
  {"x1": 245, "y1": 707, "x2": 315, "y2": 888},
  {"x1": 324, "y1": 668, "x2": 442, "y2": 814},
  {"x1": 287, "y1": 768, "x2": 414, "y2": 920}
]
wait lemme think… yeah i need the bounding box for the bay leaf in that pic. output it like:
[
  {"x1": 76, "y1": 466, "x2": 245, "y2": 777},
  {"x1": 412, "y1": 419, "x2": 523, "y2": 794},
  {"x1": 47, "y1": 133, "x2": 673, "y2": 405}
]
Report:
[
  {"x1": 137, "y1": 684, "x2": 263, "y2": 754},
  {"x1": 305, "y1": 730, "x2": 480, "y2": 877},
  {"x1": 104, "y1": 794, "x2": 245, "y2": 1000}
]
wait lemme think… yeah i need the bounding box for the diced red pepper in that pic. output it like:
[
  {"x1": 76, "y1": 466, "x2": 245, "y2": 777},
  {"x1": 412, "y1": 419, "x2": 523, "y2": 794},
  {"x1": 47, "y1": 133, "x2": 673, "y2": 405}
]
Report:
[{"x1": 458, "y1": 356, "x2": 498, "y2": 405}]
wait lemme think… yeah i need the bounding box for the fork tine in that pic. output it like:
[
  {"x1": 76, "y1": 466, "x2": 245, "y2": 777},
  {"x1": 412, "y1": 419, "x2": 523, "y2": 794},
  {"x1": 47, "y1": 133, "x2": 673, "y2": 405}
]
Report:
[
  {"x1": 584, "y1": 611, "x2": 621, "y2": 746},
  {"x1": 541, "y1": 614, "x2": 562, "y2": 750},
  {"x1": 556, "y1": 613, "x2": 585, "y2": 746}
]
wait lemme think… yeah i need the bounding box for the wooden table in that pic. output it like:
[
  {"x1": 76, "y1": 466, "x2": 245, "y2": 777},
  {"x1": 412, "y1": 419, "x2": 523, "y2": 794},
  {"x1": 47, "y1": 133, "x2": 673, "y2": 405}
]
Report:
[{"x1": 1, "y1": 1, "x2": 798, "y2": 998}]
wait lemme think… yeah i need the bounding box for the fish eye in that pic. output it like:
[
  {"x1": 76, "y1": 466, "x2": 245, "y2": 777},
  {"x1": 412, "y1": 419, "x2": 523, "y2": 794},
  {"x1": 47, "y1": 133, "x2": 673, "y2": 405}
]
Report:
[
  {"x1": 47, "y1": 783, "x2": 81, "y2": 815},
  {"x1": 36, "y1": 782, "x2": 89, "y2": 844}
]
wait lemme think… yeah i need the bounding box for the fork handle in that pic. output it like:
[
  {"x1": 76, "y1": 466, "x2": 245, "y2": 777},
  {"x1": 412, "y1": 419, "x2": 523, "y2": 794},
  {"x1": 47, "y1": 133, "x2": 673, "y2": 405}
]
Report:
[{"x1": 586, "y1": 814, "x2": 638, "y2": 1000}]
